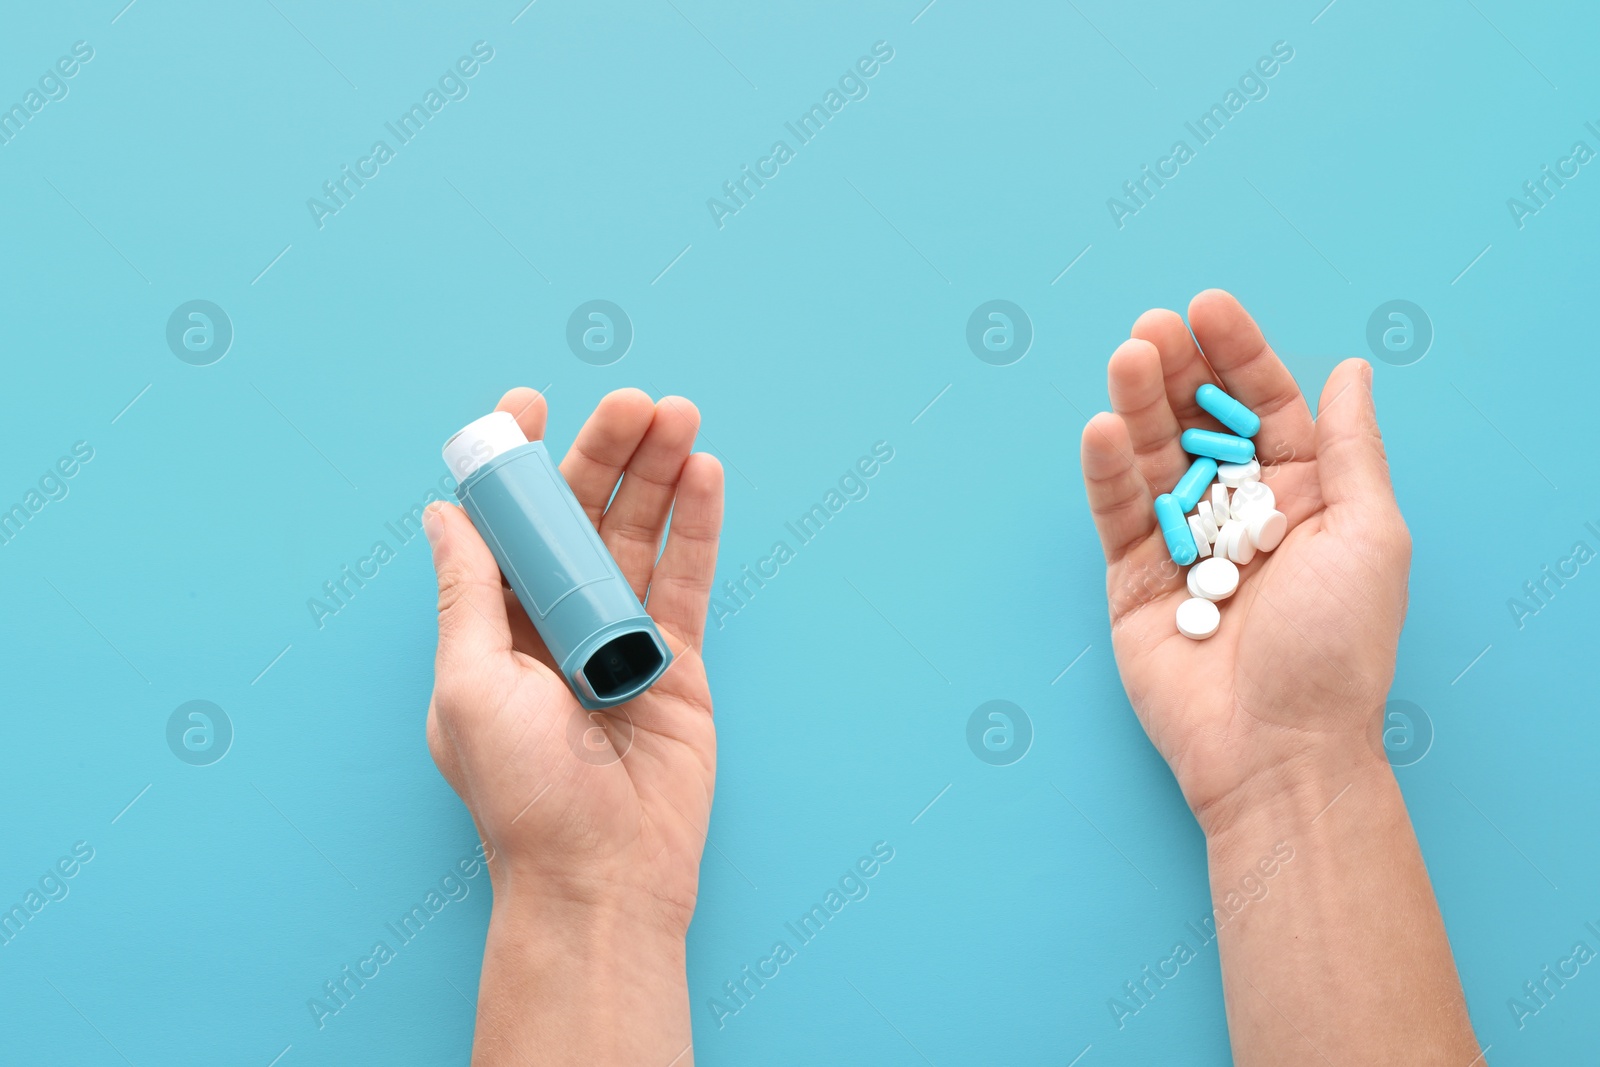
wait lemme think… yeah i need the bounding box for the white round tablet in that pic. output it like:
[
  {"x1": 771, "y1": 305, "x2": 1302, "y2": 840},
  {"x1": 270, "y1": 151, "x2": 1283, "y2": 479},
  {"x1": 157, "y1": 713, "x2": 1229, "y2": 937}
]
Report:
[
  {"x1": 1196, "y1": 499, "x2": 1218, "y2": 542},
  {"x1": 1226, "y1": 521, "x2": 1257, "y2": 565},
  {"x1": 1190, "y1": 557, "x2": 1240, "y2": 601},
  {"x1": 1210, "y1": 484, "x2": 1231, "y2": 524},
  {"x1": 1176, "y1": 597, "x2": 1221, "y2": 640},
  {"x1": 1187, "y1": 515, "x2": 1211, "y2": 558},
  {"x1": 1247, "y1": 509, "x2": 1288, "y2": 552},
  {"x1": 1187, "y1": 565, "x2": 1203, "y2": 599},
  {"x1": 1217, "y1": 459, "x2": 1261, "y2": 488},
  {"x1": 1215, "y1": 519, "x2": 1242, "y2": 561},
  {"x1": 1230, "y1": 480, "x2": 1274, "y2": 520}
]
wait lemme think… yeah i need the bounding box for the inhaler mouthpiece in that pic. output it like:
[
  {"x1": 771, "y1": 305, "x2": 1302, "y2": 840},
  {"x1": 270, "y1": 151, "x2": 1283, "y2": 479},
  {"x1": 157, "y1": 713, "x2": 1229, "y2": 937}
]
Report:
[{"x1": 443, "y1": 411, "x2": 528, "y2": 482}]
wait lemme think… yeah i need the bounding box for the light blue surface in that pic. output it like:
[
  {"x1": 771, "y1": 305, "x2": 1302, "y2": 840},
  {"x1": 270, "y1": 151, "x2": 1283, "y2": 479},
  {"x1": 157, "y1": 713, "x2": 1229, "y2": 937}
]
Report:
[{"x1": 2, "y1": 1, "x2": 1598, "y2": 1064}]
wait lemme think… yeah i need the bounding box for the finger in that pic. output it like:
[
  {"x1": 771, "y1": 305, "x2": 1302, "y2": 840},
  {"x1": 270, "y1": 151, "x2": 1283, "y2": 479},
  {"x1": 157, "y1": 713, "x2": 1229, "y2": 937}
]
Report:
[
  {"x1": 494, "y1": 387, "x2": 549, "y2": 442},
  {"x1": 1315, "y1": 359, "x2": 1395, "y2": 511},
  {"x1": 600, "y1": 396, "x2": 702, "y2": 597},
  {"x1": 558, "y1": 388, "x2": 657, "y2": 524},
  {"x1": 501, "y1": 586, "x2": 557, "y2": 670},
  {"x1": 1080, "y1": 411, "x2": 1156, "y2": 564},
  {"x1": 647, "y1": 452, "x2": 724, "y2": 651},
  {"x1": 1186, "y1": 289, "x2": 1316, "y2": 467},
  {"x1": 1107, "y1": 338, "x2": 1190, "y2": 492},
  {"x1": 1130, "y1": 307, "x2": 1216, "y2": 426},
  {"x1": 424, "y1": 501, "x2": 512, "y2": 669}
]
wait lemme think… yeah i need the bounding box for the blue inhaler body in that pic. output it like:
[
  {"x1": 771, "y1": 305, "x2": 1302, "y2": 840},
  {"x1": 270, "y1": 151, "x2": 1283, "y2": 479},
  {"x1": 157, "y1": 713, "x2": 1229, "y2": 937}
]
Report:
[{"x1": 442, "y1": 412, "x2": 671, "y2": 710}]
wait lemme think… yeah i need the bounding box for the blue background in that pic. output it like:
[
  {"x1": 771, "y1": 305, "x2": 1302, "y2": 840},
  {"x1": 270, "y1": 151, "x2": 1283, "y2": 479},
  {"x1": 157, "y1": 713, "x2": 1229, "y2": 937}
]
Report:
[{"x1": 3, "y1": 0, "x2": 1597, "y2": 1063}]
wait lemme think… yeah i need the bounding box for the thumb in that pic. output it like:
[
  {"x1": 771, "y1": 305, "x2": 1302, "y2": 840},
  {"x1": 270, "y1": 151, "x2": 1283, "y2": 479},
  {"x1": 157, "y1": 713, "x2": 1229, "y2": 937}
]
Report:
[
  {"x1": 1315, "y1": 358, "x2": 1396, "y2": 512},
  {"x1": 424, "y1": 501, "x2": 511, "y2": 668}
]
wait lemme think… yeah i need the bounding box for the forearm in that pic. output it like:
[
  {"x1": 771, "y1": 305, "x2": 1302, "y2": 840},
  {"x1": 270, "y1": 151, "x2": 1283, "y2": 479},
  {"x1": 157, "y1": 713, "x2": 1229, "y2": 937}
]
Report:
[
  {"x1": 472, "y1": 888, "x2": 694, "y2": 1066},
  {"x1": 1205, "y1": 744, "x2": 1481, "y2": 1066}
]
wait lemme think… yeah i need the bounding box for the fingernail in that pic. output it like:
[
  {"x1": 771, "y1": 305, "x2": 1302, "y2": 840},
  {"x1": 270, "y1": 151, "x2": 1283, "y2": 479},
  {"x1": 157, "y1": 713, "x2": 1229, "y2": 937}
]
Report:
[{"x1": 423, "y1": 503, "x2": 446, "y2": 548}]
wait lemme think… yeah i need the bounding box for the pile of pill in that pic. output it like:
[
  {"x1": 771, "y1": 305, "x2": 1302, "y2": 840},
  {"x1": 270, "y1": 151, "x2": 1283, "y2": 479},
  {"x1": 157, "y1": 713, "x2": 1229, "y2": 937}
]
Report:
[{"x1": 1153, "y1": 384, "x2": 1290, "y2": 641}]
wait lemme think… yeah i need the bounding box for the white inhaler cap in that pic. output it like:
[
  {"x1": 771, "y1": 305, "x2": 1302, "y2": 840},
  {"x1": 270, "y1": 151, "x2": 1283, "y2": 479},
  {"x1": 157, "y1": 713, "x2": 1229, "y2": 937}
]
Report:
[{"x1": 443, "y1": 411, "x2": 529, "y2": 482}]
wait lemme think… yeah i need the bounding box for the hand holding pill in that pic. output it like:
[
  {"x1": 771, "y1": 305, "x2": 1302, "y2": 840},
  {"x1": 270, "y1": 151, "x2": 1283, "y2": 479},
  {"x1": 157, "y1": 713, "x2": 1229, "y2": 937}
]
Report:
[
  {"x1": 1079, "y1": 290, "x2": 1412, "y2": 835},
  {"x1": 1080, "y1": 293, "x2": 1480, "y2": 1067}
]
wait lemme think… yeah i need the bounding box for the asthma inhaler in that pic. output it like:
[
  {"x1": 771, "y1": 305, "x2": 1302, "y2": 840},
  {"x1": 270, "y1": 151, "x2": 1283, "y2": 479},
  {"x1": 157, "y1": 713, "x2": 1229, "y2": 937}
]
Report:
[{"x1": 442, "y1": 412, "x2": 672, "y2": 710}]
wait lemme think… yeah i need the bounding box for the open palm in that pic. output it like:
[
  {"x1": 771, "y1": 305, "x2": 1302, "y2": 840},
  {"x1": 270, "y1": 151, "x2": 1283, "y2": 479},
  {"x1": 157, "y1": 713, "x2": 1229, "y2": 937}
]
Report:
[
  {"x1": 1079, "y1": 291, "x2": 1410, "y2": 830},
  {"x1": 425, "y1": 387, "x2": 723, "y2": 934}
]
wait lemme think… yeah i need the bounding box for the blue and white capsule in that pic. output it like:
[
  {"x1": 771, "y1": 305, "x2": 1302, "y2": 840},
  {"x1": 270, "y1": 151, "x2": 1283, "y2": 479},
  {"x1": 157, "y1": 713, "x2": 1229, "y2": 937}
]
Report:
[
  {"x1": 1195, "y1": 384, "x2": 1261, "y2": 438},
  {"x1": 1172, "y1": 457, "x2": 1218, "y2": 513},
  {"x1": 1154, "y1": 493, "x2": 1197, "y2": 566},
  {"x1": 1181, "y1": 428, "x2": 1255, "y2": 464}
]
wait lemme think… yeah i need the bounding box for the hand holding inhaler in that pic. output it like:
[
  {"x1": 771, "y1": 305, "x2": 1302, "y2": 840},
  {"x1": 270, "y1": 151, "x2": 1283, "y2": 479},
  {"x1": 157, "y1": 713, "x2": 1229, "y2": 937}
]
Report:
[{"x1": 422, "y1": 387, "x2": 723, "y2": 1067}]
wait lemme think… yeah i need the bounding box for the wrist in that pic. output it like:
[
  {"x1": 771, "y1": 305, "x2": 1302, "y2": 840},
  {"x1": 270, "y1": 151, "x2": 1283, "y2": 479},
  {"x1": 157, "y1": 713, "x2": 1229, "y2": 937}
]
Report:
[
  {"x1": 488, "y1": 851, "x2": 700, "y2": 943},
  {"x1": 1201, "y1": 749, "x2": 1412, "y2": 947},
  {"x1": 474, "y1": 887, "x2": 693, "y2": 1066},
  {"x1": 1194, "y1": 733, "x2": 1394, "y2": 843},
  {"x1": 1194, "y1": 731, "x2": 1479, "y2": 1064},
  {"x1": 489, "y1": 881, "x2": 691, "y2": 974}
]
